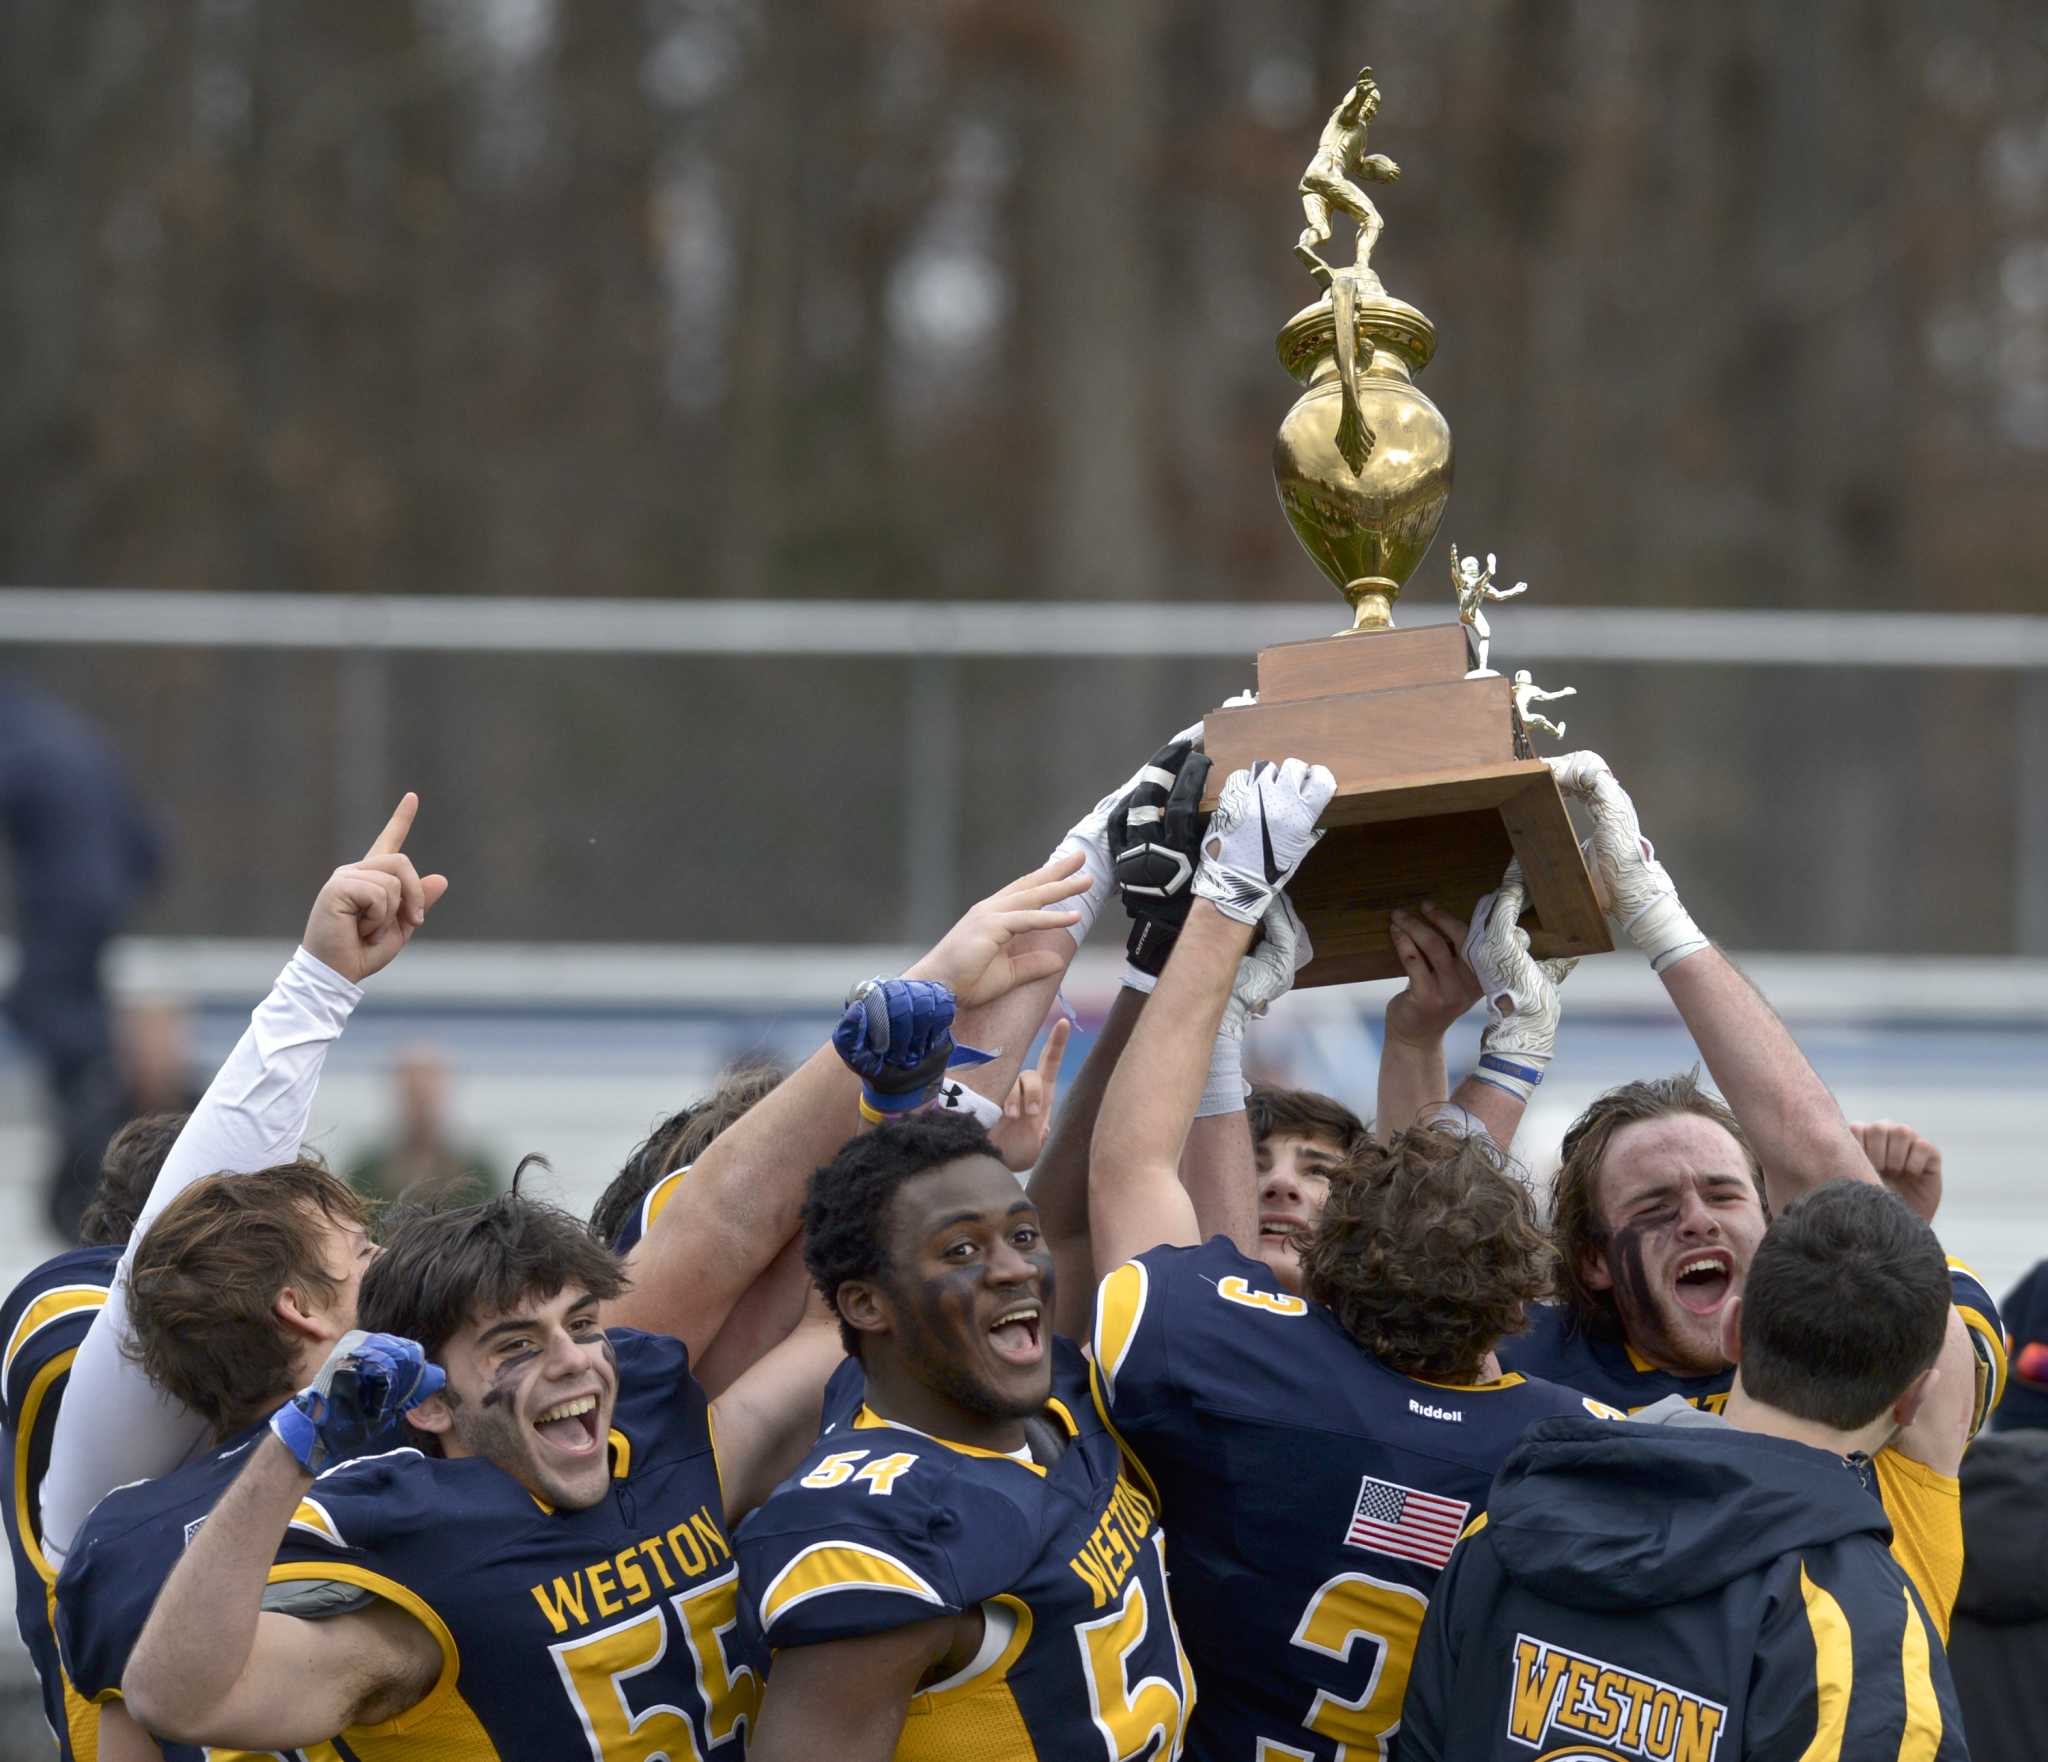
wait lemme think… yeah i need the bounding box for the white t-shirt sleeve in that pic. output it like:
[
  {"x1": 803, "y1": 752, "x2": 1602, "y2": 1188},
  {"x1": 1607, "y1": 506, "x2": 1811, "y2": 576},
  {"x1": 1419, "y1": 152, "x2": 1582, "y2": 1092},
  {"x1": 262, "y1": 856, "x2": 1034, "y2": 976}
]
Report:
[{"x1": 38, "y1": 947, "x2": 363, "y2": 1562}]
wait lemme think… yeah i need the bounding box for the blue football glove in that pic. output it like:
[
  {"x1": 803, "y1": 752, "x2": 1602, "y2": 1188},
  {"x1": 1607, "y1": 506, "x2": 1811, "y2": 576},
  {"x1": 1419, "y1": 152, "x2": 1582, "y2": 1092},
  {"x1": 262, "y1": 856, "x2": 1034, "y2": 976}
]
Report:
[
  {"x1": 835, "y1": 977, "x2": 993, "y2": 1123},
  {"x1": 270, "y1": 1330, "x2": 445, "y2": 1475}
]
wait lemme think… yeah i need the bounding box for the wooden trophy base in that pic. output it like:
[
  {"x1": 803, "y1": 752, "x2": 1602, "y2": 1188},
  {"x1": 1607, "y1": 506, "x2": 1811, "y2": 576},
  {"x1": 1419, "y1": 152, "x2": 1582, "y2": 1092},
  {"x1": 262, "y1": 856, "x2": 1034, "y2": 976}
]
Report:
[{"x1": 1201, "y1": 623, "x2": 1611, "y2": 987}]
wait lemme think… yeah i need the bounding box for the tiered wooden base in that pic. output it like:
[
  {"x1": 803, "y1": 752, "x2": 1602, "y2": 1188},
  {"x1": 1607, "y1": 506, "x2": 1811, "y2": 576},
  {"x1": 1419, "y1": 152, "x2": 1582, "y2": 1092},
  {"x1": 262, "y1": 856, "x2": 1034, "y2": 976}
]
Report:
[{"x1": 1201, "y1": 623, "x2": 1611, "y2": 987}]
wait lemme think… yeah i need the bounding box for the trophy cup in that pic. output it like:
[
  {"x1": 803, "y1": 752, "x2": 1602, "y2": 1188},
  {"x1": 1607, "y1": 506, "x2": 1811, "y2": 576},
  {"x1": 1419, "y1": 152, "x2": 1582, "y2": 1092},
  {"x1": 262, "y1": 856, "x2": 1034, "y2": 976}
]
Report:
[{"x1": 1200, "y1": 68, "x2": 1610, "y2": 986}]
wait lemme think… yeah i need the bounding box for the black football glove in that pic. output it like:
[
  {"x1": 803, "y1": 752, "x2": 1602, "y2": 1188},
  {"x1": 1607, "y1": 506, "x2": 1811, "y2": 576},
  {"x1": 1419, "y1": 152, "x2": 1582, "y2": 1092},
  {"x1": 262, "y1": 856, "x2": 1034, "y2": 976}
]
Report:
[{"x1": 1108, "y1": 738, "x2": 1213, "y2": 977}]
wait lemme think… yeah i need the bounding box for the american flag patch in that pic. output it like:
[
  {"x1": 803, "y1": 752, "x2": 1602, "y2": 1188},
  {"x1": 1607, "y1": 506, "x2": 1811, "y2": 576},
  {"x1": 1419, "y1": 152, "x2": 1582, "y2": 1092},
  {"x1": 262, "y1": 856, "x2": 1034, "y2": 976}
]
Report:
[{"x1": 1342, "y1": 1474, "x2": 1470, "y2": 1571}]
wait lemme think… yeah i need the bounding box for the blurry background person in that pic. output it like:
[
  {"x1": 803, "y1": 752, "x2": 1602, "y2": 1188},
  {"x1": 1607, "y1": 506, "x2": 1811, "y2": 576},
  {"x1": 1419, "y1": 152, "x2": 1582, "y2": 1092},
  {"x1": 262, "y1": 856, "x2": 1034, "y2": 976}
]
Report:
[
  {"x1": 346, "y1": 1044, "x2": 496, "y2": 1207},
  {"x1": 0, "y1": 687, "x2": 162, "y2": 1240}
]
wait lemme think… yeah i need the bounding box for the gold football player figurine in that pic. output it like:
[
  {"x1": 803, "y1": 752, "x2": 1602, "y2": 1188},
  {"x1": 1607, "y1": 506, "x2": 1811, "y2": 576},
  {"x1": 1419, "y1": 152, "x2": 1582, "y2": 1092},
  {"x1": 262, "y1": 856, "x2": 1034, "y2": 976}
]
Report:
[
  {"x1": 1294, "y1": 66, "x2": 1402, "y2": 287},
  {"x1": 1512, "y1": 669, "x2": 1577, "y2": 741},
  {"x1": 1450, "y1": 544, "x2": 1529, "y2": 678}
]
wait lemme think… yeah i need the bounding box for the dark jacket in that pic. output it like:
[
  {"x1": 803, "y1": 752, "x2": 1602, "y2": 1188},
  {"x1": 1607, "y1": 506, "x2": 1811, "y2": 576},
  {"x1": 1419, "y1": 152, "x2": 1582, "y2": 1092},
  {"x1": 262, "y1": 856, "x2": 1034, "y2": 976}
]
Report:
[
  {"x1": 1948, "y1": 1428, "x2": 2048, "y2": 1762},
  {"x1": 1396, "y1": 1415, "x2": 1969, "y2": 1760}
]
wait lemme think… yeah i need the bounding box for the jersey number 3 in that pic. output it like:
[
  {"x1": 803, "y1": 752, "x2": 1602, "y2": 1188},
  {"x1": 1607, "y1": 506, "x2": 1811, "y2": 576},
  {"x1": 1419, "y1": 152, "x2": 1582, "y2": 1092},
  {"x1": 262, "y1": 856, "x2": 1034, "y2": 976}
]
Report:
[
  {"x1": 1257, "y1": 1571, "x2": 1427, "y2": 1762},
  {"x1": 550, "y1": 1564, "x2": 762, "y2": 1761}
]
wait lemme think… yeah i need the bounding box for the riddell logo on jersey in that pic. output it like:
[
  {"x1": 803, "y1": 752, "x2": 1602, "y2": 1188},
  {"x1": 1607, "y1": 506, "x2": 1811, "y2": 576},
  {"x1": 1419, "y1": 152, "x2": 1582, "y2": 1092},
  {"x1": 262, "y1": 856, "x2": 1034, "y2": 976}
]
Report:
[
  {"x1": 1506, "y1": 1634, "x2": 1726, "y2": 1762},
  {"x1": 1407, "y1": 1398, "x2": 1462, "y2": 1422}
]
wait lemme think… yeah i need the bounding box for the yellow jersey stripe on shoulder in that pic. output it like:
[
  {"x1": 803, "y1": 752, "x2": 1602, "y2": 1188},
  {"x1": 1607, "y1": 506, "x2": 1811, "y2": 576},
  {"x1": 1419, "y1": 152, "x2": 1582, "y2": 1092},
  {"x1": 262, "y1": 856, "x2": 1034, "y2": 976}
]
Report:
[
  {"x1": 287, "y1": 1497, "x2": 348, "y2": 1550},
  {"x1": 1897, "y1": 1586, "x2": 1943, "y2": 1762},
  {"x1": 1795, "y1": 1565, "x2": 1850, "y2": 1762},
  {"x1": 15, "y1": 1349, "x2": 78, "y2": 1585},
  {"x1": 639, "y1": 1166, "x2": 690, "y2": 1240},
  {"x1": 759, "y1": 1541, "x2": 943, "y2": 1631},
  {"x1": 1092, "y1": 1260, "x2": 1150, "y2": 1405},
  {"x1": 4, "y1": 1285, "x2": 107, "y2": 1385},
  {"x1": 1457, "y1": 1510, "x2": 1489, "y2": 1544},
  {"x1": 1954, "y1": 1304, "x2": 2007, "y2": 1435}
]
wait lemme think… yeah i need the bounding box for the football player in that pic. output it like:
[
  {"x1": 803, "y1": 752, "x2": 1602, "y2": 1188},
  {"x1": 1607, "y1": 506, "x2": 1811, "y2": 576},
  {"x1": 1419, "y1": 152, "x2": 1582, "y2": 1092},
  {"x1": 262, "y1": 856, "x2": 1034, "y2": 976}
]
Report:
[
  {"x1": 734, "y1": 1109, "x2": 1193, "y2": 1762},
  {"x1": 1455, "y1": 753, "x2": 2006, "y2": 1632},
  {"x1": 1401, "y1": 1181, "x2": 1970, "y2": 1760},
  {"x1": 1, "y1": 1113, "x2": 178, "y2": 1762},
  {"x1": 48, "y1": 794, "x2": 442, "y2": 1762},
  {"x1": 1085, "y1": 760, "x2": 1617, "y2": 1762}
]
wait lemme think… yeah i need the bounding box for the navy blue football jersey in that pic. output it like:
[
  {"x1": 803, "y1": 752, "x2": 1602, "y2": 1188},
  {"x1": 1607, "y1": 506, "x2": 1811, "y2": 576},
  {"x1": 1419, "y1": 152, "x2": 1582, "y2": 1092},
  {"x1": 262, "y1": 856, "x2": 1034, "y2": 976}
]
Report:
[
  {"x1": 55, "y1": 1419, "x2": 277, "y2": 1762},
  {"x1": 268, "y1": 1327, "x2": 759, "y2": 1761},
  {"x1": 3, "y1": 1243, "x2": 119, "y2": 1762},
  {"x1": 737, "y1": 1334, "x2": 1194, "y2": 1762},
  {"x1": 609, "y1": 1165, "x2": 688, "y2": 1256},
  {"x1": 1091, "y1": 1238, "x2": 1615, "y2": 1762}
]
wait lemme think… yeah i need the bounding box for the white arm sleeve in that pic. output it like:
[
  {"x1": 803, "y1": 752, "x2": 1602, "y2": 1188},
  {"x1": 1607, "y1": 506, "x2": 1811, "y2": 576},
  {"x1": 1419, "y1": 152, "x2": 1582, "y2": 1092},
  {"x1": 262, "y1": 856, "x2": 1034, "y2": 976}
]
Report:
[{"x1": 39, "y1": 947, "x2": 363, "y2": 1563}]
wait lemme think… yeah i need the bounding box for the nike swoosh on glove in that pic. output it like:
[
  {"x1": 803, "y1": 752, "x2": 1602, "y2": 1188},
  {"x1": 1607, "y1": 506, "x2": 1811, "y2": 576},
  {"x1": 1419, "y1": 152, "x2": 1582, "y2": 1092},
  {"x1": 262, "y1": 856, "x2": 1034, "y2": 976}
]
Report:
[
  {"x1": 1547, "y1": 750, "x2": 1708, "y2": 974},
  {"x1": 1191, "y1": 758, "x2": 1336, "y2": 926},
  {"x1": 1462, "y1": 862, "x2": 1578, "y2": 1103},
  {"x1": 271, "y1": 1330, "x2": 445, "y2": 1475}
]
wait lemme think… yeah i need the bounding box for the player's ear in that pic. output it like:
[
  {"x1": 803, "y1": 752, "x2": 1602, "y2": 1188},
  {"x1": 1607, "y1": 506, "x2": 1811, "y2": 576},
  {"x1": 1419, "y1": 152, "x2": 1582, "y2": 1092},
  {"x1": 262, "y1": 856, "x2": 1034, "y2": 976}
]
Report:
[
  {"x1": 1577, "y1": 1243, "x2": 1613, "y2": 1294},
  {"x1": 1890, "y1": 1362, "x2": 1938, "y2": 1431},
  {"x1": 835, "y1": 1279, "x2": 893, "y2": 1343},
  {"x1": 1718, "y1": 1294, "x2": 1743, "y2": 1364},
  {"x1": 405, "y1": 1387, "x2": 455, "y2": 1439},
  {"x1": 274, "y1": 1283, "x2": 332, "y2": 1343}
]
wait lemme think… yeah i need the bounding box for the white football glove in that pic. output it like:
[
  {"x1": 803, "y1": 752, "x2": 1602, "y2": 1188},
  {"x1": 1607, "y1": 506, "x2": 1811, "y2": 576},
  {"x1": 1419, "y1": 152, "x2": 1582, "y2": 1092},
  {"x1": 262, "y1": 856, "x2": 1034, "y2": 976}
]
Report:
[
  {"x1": 1192, "y1": 758, "x2": 1336, "y2": 926},
  {"x1": 1221, "y1": 892, "x2": 1312, "y2": 1042},
  {"x1": 1547, "y1": 750, "x2": 1708, "y2": 974},
  {"x1": 1462, "y1": 862, "x2": 1578, "y2": 1104}
]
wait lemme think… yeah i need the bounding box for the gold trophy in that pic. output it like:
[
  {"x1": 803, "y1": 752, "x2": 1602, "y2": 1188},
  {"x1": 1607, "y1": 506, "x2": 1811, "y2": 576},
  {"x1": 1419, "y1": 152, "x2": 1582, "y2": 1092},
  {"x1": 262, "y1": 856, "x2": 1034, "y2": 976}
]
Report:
[{"x1": 1201, "y1": 68, "x2": 1610, "y2": 986}]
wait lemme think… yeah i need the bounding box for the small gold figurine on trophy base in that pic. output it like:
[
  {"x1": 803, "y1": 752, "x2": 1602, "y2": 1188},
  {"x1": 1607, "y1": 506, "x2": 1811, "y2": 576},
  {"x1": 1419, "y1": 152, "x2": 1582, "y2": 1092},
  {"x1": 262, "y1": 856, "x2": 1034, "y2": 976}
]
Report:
[{"x1": 1203, "y1": 67, "x2": 1610, "y2": 987}]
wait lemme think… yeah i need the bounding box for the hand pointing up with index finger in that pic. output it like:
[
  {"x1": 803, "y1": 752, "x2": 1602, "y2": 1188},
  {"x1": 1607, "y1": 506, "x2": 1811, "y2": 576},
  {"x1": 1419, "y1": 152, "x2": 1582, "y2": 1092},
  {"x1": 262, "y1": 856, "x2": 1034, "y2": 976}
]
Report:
[{"x1": 300, "y1": 792, "x2": 450, "y2": 985}]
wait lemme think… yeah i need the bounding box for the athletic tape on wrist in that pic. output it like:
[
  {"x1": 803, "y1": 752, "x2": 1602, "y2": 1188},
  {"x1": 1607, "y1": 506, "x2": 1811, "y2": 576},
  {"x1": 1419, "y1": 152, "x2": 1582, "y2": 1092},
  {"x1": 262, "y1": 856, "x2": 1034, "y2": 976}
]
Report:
[
  {"x1": 1195, "y1": 1034, "x2": 1247, "y2": 1118},
  {"x1": 1473, "y1": 1052, "x2": 1543, "y2": 1104}
]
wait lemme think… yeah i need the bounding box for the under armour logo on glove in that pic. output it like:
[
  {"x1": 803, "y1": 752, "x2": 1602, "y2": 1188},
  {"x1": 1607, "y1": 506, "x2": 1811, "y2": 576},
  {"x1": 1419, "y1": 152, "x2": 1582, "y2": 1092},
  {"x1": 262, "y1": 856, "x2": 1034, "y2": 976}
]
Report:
[
  {"x1": 271, "y1": 1331, "x2": 444, "y2": 1476},
  {"x1": 1109, "y1": 738, "x2": 1213, "y2": 976},
  {"x1": 836, "y1": 977, "x2": 993, "y2": 1124},
  {"x1": 1191, "y1": 758, "x2": 1336, "y2": 926}
]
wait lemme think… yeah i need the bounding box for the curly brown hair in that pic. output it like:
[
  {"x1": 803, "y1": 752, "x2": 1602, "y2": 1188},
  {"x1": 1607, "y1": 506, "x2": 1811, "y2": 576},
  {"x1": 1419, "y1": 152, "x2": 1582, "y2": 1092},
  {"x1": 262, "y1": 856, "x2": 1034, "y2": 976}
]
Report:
[
  {"x1": 127, "y1": 1158, "x2": 371, "y2": 1439},
  {"x1": 1550, "y1": 1070, "x2": 1762, "y2": 1339},
  {"x1": 1299, "y1": 1126, "x2": 1552, "y2": 1381}
]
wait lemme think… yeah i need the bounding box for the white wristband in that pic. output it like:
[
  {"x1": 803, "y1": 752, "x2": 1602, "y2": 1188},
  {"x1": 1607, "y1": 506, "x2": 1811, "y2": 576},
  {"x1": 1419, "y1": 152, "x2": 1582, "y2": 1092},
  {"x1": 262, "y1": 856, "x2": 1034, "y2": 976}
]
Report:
[
  {"x1": 933, "y1": 1078, "x2": 1006, "y2": 1130},
  {"x1": 1119, "y1": 961, "x2": 1160, "y2": 996}
]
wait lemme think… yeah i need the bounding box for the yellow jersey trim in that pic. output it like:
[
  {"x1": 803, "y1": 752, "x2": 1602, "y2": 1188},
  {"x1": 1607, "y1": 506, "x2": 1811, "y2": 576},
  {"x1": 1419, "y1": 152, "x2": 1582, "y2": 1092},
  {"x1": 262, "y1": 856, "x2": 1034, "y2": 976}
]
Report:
[
  {"x1": 1796, "y1": 1565, "x2": 1851, "y2": 1762},
  {"x1": 1092, "y1": 1261, "x2": 1150, "y2": 1405},
  {"x1": 1954, "y1": 1304, "x2": 2007, "y2": 1435},
  {"x1": 1458, "y1": 1510, "x2": 1490, "y2": 1544},
  {"x1": 3, "y1": 1285, "x2": 106, "y2": 1386},
  {"x1": 1409, "y1": 1370, "x2": 1528, "y2": 1393},
  {"x1": 13, "y1": 1347, "x2": 77, "y2": 1585},
  {"x1": 639, "y1": 1166, "x2": 689, "y2": 1241},
  {"x1": 853, "y1": 1404, "x2": 1047, "y2": 1475},
  {"x1": 263, "y1": 1561, "x2": 461, "y2": 1737},
  {"x1": 287, "y1": 1497, "x2": 348, "y2": 1551},
  {"x1": 758, "y1": 1540, "x2": 945, "y2": 1630},
  {"x1": 1897, "y1": 1586, "x2": 1944, "y2": 1761}
]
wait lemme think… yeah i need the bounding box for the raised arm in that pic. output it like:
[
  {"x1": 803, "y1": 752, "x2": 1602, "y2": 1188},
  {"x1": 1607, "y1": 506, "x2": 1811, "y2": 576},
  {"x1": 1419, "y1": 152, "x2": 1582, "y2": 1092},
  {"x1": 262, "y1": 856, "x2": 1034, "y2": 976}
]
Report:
[
  {"x1": 610, "y1": 856, "x2": 1086, "y2": 1354},
  {"x1": 42, "y1": 796, "x2": 446, "y2": 1562},
  {"x1": 1377, "y1": 904, "x2": 1481, "y2": 1140},
  {"x1": 1552, "y1": 751, "x2": 1876, "y2": 1209},
  {"x1": 1091, "y1": 760, "x2": 1333, "y2": 1276},
  {"x1": 123, "y1": 1336, "x2": 445, "y2": 1751}
]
